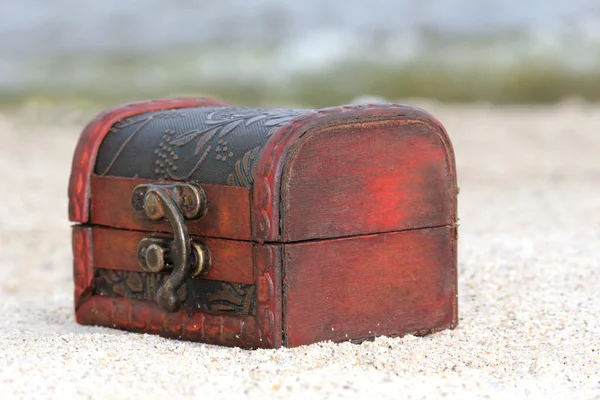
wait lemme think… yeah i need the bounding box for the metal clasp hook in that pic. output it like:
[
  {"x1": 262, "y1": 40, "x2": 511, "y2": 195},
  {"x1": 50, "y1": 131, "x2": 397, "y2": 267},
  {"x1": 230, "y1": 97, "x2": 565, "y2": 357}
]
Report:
[{"x1": 131, "y1": 183, "x2": 210, "y2": 313}]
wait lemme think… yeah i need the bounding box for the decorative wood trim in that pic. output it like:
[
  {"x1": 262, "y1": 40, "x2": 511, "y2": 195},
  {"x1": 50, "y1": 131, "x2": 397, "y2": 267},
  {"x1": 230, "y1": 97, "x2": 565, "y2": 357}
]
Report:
[
  {"x1": 76, "y1": 296, "x2": 261, "y2": 347},
  {"x1": 72, "y1": 226, "x2": 94, "y2": 310},
  {"x1": 69, "y1": 97, "x2": 230, "y2": 223},
  {"x1": 254, "y1": 244, "x2": 283, "y2": 348}
]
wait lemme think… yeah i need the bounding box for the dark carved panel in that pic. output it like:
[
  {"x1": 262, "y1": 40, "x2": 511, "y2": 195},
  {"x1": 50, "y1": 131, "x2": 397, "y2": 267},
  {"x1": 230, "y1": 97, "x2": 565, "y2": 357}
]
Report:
[
  {"x1": 94, "y1": 107, "x2": 313, "y2": 187},
  {"x1": 94, "y1": 269, "x2": 256, "y2": 315}
]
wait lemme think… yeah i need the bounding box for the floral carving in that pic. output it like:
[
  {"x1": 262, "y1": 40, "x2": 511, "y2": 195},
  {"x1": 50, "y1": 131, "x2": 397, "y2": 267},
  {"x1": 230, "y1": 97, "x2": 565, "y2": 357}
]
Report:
[
  {"x1": 98, "y1": 111, "x2": 186, "y2": 176},
  {"x1": 153, "y1": 108, "x2": 302, "y2": 182},
  {"x1": 228, "y1": 146, "x2": 261, "y2": 186},
  {"x1": 94, "y1": 269, "x2": 256, "y2": 315},
  {"x1": 97, "y1": 106, "x2": 312, "y2": 187}
]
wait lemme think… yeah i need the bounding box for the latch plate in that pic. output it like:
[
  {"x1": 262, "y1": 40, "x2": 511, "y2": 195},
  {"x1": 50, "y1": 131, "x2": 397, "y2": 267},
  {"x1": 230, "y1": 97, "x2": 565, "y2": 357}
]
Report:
[
  {"x1": 131, "y1": 182, "x2": 207, "y2": 221},
  {"x1": 137, "y1": 237, "x2": 211, "y2": 277},
  {"x1": 131, "y1": 182, "x2": 210, "y2": 313}
]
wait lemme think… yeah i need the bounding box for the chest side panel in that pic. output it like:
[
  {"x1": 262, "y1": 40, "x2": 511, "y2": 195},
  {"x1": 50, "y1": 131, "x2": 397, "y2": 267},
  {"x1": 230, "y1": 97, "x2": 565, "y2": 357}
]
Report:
[
  {"x1": 283, "y1": 227, "x2": 457, "y2": 347},
  {"x1": 282, "y1": 119, "x2": 455, "y2": 242}
]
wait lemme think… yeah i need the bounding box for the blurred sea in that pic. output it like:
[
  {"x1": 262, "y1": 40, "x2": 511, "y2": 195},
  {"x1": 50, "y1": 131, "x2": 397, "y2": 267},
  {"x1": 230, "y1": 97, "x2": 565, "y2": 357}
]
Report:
[{"x1": 2, "y1": 0, "x2": 600, "y2": 105}]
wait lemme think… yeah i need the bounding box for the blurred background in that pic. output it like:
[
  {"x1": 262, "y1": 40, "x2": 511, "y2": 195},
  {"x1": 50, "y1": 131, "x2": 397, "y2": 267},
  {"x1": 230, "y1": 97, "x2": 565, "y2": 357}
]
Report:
[
  {"x1": 1, "y1": 3, "x2": 599, "y2": 398},
  {"x1": 2, "y1": 0, "x2": 600, "y2": 111}
]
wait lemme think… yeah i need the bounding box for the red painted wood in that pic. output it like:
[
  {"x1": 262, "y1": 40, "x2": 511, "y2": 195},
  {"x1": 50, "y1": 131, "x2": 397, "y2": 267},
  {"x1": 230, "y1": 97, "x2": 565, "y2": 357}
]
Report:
[
  {"x1": 282, "y1": 120, "x2": 452, "y2": 241},
  {"x1": 90, "y1": 175, "x2": 251, "y2": 241},
  {"x1": 251, "y1": 103, "x2": 457, "y2": 243},
  {"x1": 92, "y1": 226, "x2": 254, "y2": 284},
  {"x1": 69, "y1": 97, "x2": 230, "y2": 223},
  {"x1": 283, "y1": 226, "x2": 457, "y2": 347},
  {"x1": 74, "y1": 238, "x2": 283, "y2": 348},
  {"x1": 72, "y1": 101, "x2": 458, "y2": 348},
  {"x1": 76, "y1": 296, "x2": 265, "y2": 348},
  {"x1": 72, "y1": 226, "x2": 94, "y2": 310}
]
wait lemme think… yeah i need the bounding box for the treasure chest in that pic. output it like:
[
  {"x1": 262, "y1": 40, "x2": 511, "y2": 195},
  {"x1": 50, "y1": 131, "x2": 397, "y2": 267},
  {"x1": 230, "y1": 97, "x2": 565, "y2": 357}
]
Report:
[{"x1": 68, "y1": 97, "x2": 458, "y2": 348}]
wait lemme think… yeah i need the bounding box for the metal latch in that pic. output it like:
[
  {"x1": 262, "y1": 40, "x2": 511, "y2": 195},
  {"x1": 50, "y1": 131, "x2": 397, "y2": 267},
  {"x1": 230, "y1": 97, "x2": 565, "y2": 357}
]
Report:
[{"x1": 131, "y1": 183, "x2": 211, "y2": 313}]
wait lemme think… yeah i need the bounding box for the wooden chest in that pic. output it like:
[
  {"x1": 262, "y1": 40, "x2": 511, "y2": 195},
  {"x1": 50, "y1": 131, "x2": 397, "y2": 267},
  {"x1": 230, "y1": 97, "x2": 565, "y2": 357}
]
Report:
[{"x1": 68, "y1": 97, "x2": 458, "y2": 348}]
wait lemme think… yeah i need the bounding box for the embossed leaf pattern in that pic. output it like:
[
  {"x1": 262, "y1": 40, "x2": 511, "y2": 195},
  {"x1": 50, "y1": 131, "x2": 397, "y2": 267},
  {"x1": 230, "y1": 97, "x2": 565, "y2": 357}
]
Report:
[
  {"x1": 110, "y1": 110, "x2": 184, "y2": 133},
  {"x1": 105, "y1": 269, "x2": 120, "y2": 282},
  {"x1": 100, "y1": 107, "x2": 310, "y2": 182},
  {"x1": 169, "y1": 129, "x2": 203, "y2": 146},
  {"x1": 193, "y1": 127, "x2": 220, "y2": 155},
  {"x1": 244, "y1": 115, "x2": 268, "y2": 126},
  {"x1": 126, "y1": 272, "x2": 144, "y2": 292},
  {"x1": 231, "y1": 147, "x2": 261, "y2": 187},
  {"x1": 203, "y1": 111, "x2": 225, "y2": 125},
  {"x1": 219, "y1": 120, "x2": 243, "y2": 137},
  {"x1": 137, "y1": 108, "x2": 311, "y2": 182},
  {"x1": 95, "y1": 270, "x2": 255, "y2": 314},
  {"x1": 264, "y1": 116, "x2": 296, "y2": 126},
  {"x1": 112, "y1": 283, "x2": 127, "y2": 297},
  {"x1": 243, "y1": 148, "x2": 254, "y2": 175},
  {"x1": 97, "y1": 270, "x2": 143, "y2": 297},
  {"x1": 161, "y1": 109, "x2": 301, "y2": 179},
  {"x1": 95, "y1": 270, "x2": 187, "y2": 304},
  {"x1": 154, "y1": 111, "x2": 186, "y2": 119},
  {"x1": 205, "y1": 283, "x2": 251, "y2": 312}
]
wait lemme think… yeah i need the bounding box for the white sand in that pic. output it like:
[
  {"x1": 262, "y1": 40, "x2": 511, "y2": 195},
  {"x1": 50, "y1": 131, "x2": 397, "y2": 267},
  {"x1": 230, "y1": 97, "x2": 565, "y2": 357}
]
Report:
[{"x1": 0, "y1": 102, "x2": 598, "y2": 399}]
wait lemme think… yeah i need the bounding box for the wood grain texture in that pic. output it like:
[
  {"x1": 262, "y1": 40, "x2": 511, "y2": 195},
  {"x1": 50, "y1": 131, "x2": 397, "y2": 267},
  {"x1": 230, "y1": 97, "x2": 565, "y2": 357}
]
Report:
[
  {"x1": 69, "y1": 97, "x2": 230, "y2": 223},
  {"x1": 90, "y1": 175, "x2": 251, "y2": 240},
  {"x1": 283, "y1": 226, "x2": 457, "y2": 347},
  {"x1": 92, "y1": 226, "x2": 254, "y2": 284},
  {"x1": 283, "y1": 120, "x2": 452, "y2": 241},
  {"x1": 251, "y1": 103, "x2": 457, "y2": 243},
  {"x1": 75, "y1": 296, "x2": 265, "y2": 348}
]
